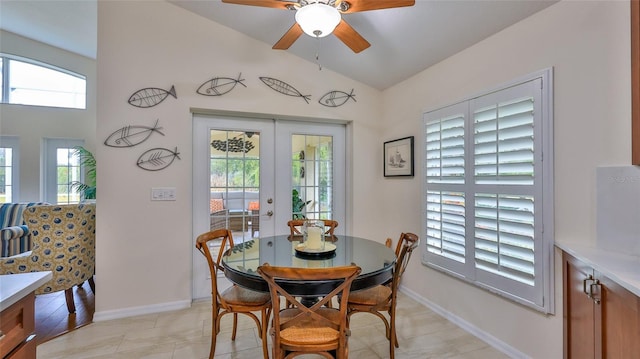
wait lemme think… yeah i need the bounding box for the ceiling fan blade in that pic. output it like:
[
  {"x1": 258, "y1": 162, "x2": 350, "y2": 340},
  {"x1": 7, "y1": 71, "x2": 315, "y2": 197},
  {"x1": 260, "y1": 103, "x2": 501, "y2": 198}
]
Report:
[
  {"x1": 221, "y1": 0, "x2": 296, "y2": 10},
  {"x1": 337, "y1": 0, "x2": 415, "y2": 13},
  {"x1": 273, "y1": 23, "x2": 303, "y2": 50},
  {"x1": 333, "y1": 19, "x2": 370, "y2": 53}
]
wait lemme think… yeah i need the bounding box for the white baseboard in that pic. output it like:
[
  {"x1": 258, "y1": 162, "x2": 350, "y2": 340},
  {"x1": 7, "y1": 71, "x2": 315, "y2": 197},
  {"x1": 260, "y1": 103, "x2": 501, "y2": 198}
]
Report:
[
  {"x1": 93, "y1": 299, "x2": 192, "y2": 322},
  {"x1": 400, "y1": 286, "x2": 529, "y2": 359}
]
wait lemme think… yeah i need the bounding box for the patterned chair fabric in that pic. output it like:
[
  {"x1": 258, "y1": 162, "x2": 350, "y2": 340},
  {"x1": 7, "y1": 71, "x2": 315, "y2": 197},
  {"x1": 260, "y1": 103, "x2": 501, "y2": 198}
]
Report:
[
  {"x1": 0, "y1": 203, "x2": 96, "y2": 310},
  {"x1": 0, "y1": 202, "x2": 47, "y2": 257}
]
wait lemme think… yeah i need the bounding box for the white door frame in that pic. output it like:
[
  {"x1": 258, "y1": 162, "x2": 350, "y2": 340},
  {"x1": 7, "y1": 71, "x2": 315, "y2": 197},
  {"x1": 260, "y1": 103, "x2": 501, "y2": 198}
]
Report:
[{"x1": 192, "y1": 112, "x2": 348, "y2": 300}]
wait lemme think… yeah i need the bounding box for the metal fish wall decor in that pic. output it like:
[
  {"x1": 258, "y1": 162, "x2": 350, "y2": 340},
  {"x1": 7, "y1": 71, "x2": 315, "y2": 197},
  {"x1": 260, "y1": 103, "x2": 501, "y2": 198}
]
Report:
[
  {"x1": 319, "y1": 89, "x2": 357, "y2": 107},
  {"x1": 104, "y1": 119, "x2": 165, "y2": 148},
  {"x1": 136, "y1": 147, "x2": 181, "y2": 171},
  {"x1": 259, "y1": 77, "x2": 310, "y2": 104},
  {"x1": 197, "y1": 73, "x2": 247, "y2": 96},
  {"x1": 128, "y1": 85, "x2": 177, "y2": 108}
]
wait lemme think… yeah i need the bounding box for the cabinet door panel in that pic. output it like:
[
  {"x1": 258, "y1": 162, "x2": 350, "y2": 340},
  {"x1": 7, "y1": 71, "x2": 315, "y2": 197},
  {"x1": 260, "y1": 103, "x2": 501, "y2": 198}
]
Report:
[
  {"x1": 599, "y1": 274, "x2": 640, "y2": 358},
  {"x1": 564, "y1": 252, "x2": 596, "y2": 358}
]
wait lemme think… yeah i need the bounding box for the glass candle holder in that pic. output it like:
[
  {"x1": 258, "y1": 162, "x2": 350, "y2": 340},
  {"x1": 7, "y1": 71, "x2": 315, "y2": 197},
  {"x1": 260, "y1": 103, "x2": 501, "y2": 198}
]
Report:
[{"x1": 303, "y1": 219, "x2": 325, "y2": 250}]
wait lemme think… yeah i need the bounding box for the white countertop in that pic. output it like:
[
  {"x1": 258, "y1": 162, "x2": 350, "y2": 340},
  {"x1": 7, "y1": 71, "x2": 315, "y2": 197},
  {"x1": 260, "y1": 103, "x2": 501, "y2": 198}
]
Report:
[
  {"x1": 0, "y1": 272, "x2": 52, "y2": 311},
  {"x1": 556, "y1": 240, "x2": 640, "y2": 298}
]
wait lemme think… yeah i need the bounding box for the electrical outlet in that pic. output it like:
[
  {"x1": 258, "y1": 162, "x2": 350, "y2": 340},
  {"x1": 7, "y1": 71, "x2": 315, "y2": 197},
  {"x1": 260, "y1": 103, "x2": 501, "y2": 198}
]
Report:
[{"x1": 151, "y1": 187, "x2": 176, "y2": 201}]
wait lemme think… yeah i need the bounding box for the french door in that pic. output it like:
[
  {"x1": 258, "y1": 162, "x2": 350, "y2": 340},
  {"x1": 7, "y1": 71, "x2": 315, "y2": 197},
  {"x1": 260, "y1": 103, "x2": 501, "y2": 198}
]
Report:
[{"x1": 192, "y1": 114, "x2": 346, "y2": 299}]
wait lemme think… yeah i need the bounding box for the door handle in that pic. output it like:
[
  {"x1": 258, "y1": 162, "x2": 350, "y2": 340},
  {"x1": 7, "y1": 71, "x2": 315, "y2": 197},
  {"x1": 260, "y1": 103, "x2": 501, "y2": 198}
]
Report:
[
  {"x1": 583, "y1": 275, "x2": 594, "y2": 295},
  {"x1": 583, "y1": 275, "x2": 601, "y2": 304},
  {"x1": 266, "y1": 210, "x2": 273, "y2": 217},
  {"x1": 589, "y1": 279, "x2": 601, "y2": 304}
]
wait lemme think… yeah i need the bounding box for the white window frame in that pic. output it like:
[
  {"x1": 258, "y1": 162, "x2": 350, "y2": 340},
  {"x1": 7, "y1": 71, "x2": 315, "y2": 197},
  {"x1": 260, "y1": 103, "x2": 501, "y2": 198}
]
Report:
[
  {"x1": 0, "y1": 136, "x2": 19, "y2": 203},
  {"x1": 0, "y1": 53, "x2": 87, "y2": 109},
  {"x1": 43, "y1": 138, "x2": 85, "y2": 204},
  {"x1": 422, "y1": 68, "x2": 554, "y2": 313}
]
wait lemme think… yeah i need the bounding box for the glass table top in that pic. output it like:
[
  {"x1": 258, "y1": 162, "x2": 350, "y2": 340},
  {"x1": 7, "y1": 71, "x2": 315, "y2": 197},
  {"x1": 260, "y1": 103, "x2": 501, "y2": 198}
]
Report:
[{"x1": 221, "y1": 235, "x2": 397, "y2": 294}]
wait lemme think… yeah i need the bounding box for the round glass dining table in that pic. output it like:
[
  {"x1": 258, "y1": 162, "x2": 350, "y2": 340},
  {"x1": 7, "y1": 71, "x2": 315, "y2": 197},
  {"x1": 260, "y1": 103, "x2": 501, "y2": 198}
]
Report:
[{"x1": 221, "y1": 235, "x2": 396, "y2": 296}]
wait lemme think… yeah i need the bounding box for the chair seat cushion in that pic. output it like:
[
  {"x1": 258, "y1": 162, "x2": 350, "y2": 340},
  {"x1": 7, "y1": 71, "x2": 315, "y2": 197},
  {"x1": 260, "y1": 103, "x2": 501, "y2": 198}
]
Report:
[
  {"x1": 278, "y1": 307, "x2": 340, "y2": 344},
  {"x1": 220, "y1": 284, "x2": 270, "y2": 306},
  {"x1": 348, "y1": 285, "x2": 392, "y2": 306}
]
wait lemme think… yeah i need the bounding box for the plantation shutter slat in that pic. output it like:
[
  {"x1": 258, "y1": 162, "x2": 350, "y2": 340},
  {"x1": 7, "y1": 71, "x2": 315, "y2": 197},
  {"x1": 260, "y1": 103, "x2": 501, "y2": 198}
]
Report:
[
  {"x1": 426, "y1": 112, "x2": 465, "y2": 184},
  {"x1": 474, "y1": 96, "x2": 535, "y2": 185},
  {"x1": 425, "y1": 190, "x2": 466, "y2": 263},
  {"x1": 474, "y1": 193, "x2": 535, "y2": 285}
]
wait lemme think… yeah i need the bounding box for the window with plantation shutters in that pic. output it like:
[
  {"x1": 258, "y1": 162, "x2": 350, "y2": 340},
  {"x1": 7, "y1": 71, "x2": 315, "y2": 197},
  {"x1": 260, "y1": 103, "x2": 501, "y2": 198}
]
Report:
[{"x1": 422, "y1": 69, "x2": 554, "y2": 314}]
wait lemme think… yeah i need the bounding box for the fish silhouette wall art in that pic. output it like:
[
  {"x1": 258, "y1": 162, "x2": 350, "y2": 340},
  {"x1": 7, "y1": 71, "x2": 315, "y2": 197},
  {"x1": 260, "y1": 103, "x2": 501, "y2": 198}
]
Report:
[
  {"x1": 319, "y1": 89, "x2": 357, "y2": 107},
  {"x1": 104, "y1": 119, "x2": 165, "y2": 148},
  {"x1": 259, "y1": 77, "x2": 310, "y2": 104},
  {"x1": 136, "y1": 147, "x2": 181, "y2": 171},
  {"x1": 197, "y1": 73, "x2": 247, "y2": 96},
  {"x1": 128, "y1": 85, "x2": 177, "y2": 108}
]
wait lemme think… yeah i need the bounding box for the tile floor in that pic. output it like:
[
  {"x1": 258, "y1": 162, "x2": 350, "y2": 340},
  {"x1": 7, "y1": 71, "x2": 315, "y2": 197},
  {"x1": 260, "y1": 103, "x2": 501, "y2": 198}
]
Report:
[{"x1": 37, "y1": 292, "x2": 508, "y2": 359}]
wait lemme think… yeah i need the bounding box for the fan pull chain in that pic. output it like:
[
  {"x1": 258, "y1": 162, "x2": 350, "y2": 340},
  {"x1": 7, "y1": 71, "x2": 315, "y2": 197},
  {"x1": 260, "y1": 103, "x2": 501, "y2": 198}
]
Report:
[{"x1": 314, "y1": 30, "x2": 322, "y2": 71}]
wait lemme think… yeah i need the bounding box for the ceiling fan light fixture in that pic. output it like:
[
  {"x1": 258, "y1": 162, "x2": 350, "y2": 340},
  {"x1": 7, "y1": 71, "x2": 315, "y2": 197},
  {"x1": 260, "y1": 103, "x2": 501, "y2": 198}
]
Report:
[{"x1": 295, "y1": 3, "x2": 341, "y2": 38}]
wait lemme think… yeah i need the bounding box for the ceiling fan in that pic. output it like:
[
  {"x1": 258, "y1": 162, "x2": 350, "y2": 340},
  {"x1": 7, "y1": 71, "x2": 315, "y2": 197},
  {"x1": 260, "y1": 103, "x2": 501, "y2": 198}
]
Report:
[{"x1": 220, "y1": 0, "x2": 415, "y2": 53}]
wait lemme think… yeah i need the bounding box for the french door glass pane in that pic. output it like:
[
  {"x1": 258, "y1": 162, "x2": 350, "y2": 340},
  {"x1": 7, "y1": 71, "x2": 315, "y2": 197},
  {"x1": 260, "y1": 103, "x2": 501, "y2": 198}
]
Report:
[
  {"x1": 292, "y1": 134, "x2": 333, "y2": 220},
  {"x1": 209, "y1": 130, "x2": 260, "y2": 243},
  {"x1": 56, "y1": 148, "x2": 80, "y2": 204}
]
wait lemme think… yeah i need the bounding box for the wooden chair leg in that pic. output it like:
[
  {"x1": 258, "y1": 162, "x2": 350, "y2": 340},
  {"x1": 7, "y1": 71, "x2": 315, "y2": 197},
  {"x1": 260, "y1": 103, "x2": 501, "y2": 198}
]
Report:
[
  {"x1": 88, "y1": 276, "x2": 96, "y2": 294},
  {"x1": 209, "y1": 308, "x2": 217, "y2": 359},
  {"x1": 260, "y1": 307, "x2": 269, "y2": 359},
  {"x1": 231, "y1": 313, "x2": 238, "y2": 340},
  {"x1": 64, "y1": 288, "x2": 76, "y2": 313}
]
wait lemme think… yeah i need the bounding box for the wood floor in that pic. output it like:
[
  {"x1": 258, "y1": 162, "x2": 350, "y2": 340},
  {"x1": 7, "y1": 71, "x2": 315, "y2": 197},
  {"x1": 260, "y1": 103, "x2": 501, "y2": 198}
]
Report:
[{"x1": 35, "y1": 282, "x2": 95, "y2": 345}]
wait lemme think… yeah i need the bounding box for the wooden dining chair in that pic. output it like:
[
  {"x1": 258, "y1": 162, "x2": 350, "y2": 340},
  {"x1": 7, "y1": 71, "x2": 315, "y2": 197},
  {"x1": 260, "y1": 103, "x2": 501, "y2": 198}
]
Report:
[
  {"x1": 287, "y1": 219, "x2": 339, "y2": 236},
  {"x1": 257, "y1": 264, "x2": 361, "y2": 359},
  {"x1": 385, "y1": 232, "x2": 407, "y2": 257},
  {"x1": 286, "y1": 219, "x2": 340, "y2": 308},
  {"x1": 195, "y1": 229, "x2": 272, "y2": 359},
  {"x1": 347, "y1": 232, "x2": 419, "y2": 359}
]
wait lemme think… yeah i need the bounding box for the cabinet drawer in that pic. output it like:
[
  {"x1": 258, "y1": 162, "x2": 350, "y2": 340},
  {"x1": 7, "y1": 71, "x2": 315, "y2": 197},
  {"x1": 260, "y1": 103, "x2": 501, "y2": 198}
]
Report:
[
  {"x1": 0, "y1": 293, "x2": 35, "y2": 358},
  {"x1": 6, "y1": 334, "x2": 36, "y2": 359}
]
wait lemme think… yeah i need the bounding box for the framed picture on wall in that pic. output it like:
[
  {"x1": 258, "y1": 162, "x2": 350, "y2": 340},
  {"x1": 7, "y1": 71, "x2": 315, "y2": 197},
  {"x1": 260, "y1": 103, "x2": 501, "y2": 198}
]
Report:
[{"x1": 384, "y1": 136, "x2": 414, "y2": 177}]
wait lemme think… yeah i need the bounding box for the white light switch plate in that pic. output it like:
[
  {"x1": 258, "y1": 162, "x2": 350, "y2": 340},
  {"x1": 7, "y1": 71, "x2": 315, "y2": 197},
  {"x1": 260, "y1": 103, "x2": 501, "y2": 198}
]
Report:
[{"x1": 151, "y1": 187, "x2": 176, "y2": 201}]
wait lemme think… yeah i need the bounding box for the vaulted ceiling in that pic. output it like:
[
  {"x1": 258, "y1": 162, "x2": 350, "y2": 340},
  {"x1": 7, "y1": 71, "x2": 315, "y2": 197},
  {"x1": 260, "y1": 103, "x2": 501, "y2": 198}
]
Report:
[{"x1": 0, "y1": 0, "x2": 557, "y2": 90}]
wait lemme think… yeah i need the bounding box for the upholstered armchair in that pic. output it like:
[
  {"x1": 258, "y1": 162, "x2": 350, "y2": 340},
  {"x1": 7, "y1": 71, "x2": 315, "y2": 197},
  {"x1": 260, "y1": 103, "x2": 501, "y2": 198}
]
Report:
[
  {"x1": 0, "y1": 203, "x2": 96, "y2": 313},
  {"x1": 0, "y1": 202, "x2": 47, "y2": 257}
]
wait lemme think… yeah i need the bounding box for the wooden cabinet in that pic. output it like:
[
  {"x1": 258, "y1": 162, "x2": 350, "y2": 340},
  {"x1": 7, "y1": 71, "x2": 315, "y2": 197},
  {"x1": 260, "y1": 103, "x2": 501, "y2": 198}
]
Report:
[
  {"x1": 0, "y1": 292, "x2": 36, "y2": 359},
  {"x1": 632, "y1": 0, "x2": 639, "y2": 164},
  {"x1": 563, "y1": 251, "x2": 640, "y2": 358}
]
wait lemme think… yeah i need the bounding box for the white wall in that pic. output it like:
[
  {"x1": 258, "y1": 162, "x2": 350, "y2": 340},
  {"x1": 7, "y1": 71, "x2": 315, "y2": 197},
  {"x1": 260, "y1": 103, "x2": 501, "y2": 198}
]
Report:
[
  {"x1": 9, "y1": 0, "x2": 628, "y2": 357},
  {"x1": 382, "y1": 1, "x2": 630, "y2": 357},
  {"x1": 96, "y1": 1, "x2": 384, "y2": 315},
  {"x1": 0, "y1": 30, "x2": 97, "y2": 202}
]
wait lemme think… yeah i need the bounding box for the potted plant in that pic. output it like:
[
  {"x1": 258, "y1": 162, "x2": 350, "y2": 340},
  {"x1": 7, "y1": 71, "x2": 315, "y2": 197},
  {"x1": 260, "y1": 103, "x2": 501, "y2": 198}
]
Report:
[
  {"x1": 292, "y1": 188, "x2": 311, "y2": 219},
  {"x1": 71, "y1": 146, "x2": 96, "y2": 201}
]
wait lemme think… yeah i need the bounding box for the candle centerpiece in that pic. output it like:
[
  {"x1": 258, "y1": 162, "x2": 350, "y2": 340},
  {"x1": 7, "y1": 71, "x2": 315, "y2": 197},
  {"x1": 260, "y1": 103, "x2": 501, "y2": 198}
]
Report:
[{"x1": 303, "y1": 220, "x2": 325, "y2": 251}]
